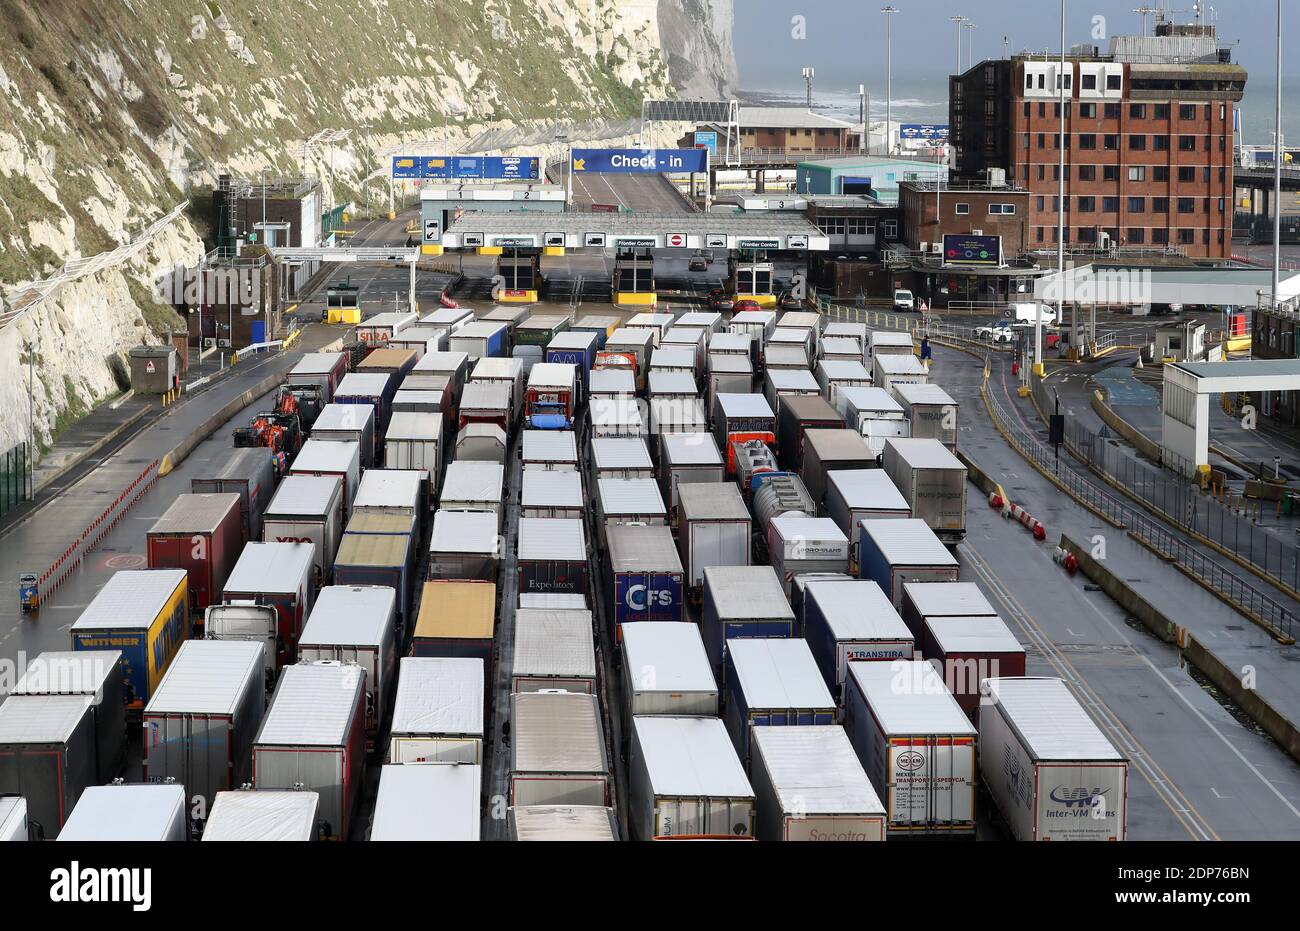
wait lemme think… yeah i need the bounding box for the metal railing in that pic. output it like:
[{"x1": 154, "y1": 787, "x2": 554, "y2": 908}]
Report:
[
  {"x1": 815, "y1": 298, "x2": 1018, "y2": 350},
  {"x1": 0, "y1": 442, "x2": 33, "y2": 519},
  {"x1": 994, "y1": 376, "x2": 1297, "y2": 636}
]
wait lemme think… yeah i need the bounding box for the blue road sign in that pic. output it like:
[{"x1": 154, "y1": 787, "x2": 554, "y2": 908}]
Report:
[
  {"x1": 693, "y1": 131, "x2": 719, "y2": 157},
  {"x1": 571, "y1": 148, "x2": 708, "y2": 174},
  {"x1": 391, "y1": 155, "x2": 540, "y2": 180},
  {"x1": 900, "y1": 123, "x2": 950, "y2": 142}
]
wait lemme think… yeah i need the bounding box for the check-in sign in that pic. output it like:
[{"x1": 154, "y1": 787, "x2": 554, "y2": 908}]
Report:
[{"x1": 572, "y1": 148, "x2": 709, "y2": 174}]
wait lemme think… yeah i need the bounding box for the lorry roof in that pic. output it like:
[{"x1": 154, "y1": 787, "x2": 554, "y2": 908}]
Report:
[
  {"x1": 370, "y1": 763, "x2": 481, "y2": 840},
  {"x1": 678, "y1": 481, "x2": 750, "y2": 520},
  {"x1": 806, "y1": 580, "x2": 911, "y2": 640},
  {"x1": 708, "y1": 332, "x2": 751, "y2": 351},
  {"x1": 203, "y1": 790, "x2": 321, "y2": 841},
  {"x1": 522, "y1": 430, "x2": 578, "y2": 463},
  {"x1": 390, "y1": 657, "x2": 484, "y2": 736},
  {"x1": 71, "y1": 569, "x2": 187, "y2": 631},
  {"x1": 827, "y1": 470, "x2": 910, "y2": 511},
  {"x1": 144, "y1": 640, "x2": 264, "y2": 715},
  {"x1": 522, "y1": 469, "x2": 584, "y2": 508},
  {"x1": 874, "y1": 354, "x2": 928, "y2": 374},
  {"x1": 193, "y1": 445, "x2": 273, "y2": 483},
  {"x1": 414, "y1": 582, "x2": 496, "y2": 639},
  {"x1": 779, "y1": 394, "x2": 839, "y2": 419},
  {"x1": 621, "y1": 623, "x2": 716, "y2": 693},
  {"x1": 412, "y1": 350, "x2": 469, "y2": 373},
  {"x1": 299, "y1": 585, "x2": 397, "y2": 648},
  {"x1": 703, "y1": 566, "x2": 795, "y2": 621},
  {"x1": 871, "y1": 330, "x2": 914, "y2": 346},
  {"x1": 589, "y1": 396, "x2": 645, "y2": 426},
  {"x1": 59, "y1": 784, "x2": 186, "y2": 841},
  {"x1": 716, "y1": 392, "x2": 775, "y2": 418},
  {"x1": 358, "y1": 347, "x2": 418, "y2": 370},
  {"x1": 588, "y1": 369, "x2": 636, "y2": 392},
  {"x1": 590, "y1": 436, "x2": 652, "y2": 469},
  {"x1": 649, "y1": 370, "x2": 698, "y2": 393},
  {"x1": 0, "y1": 693, "x2": 94, "y2": 744},
  {"x1": 385, "y1": 411, "x2": 443, "y2": 440},
  {"x1": 547, "y1": 330, "x2": 598, "y2": 350},
  {"x1": 727, "y1": 639, "x2": 834, "y2": 710},
  {"x1": 472, "y1": 356, "x2": 524, "y2": 379},
  {"x1": 225, "y1": 542, "x2": 314, "y2": 595},
  {"x1": 255, "y1": 662, "x2": 364, "y2": 746},
  {"x1": 527, "y1": 362, "x2": 577, "y2": 387},
  {"x1": 770, "y1": 515, "x2": 847, "y2": 545},
  {"x1": 313, "y1": 403, "x2": 375, "y2": 433},
  {"x1": 429, "y1": 509, "x2": 500, "y2": 554},
  {"x1": 820, "y1": 336, "x2": 863, "y2": 354},
  {"x1": 517, "y1": 517, "x2": 587, "y2": 561},
  {"x1": 289, "y1": 352, "x2": 345, "y2": 376},
  {"x1": 894, "y1": 382, "x2": 958, "y2": 406},
  {"x1": 346, "y1": 512, "x2": 415, "y2": 535},
  {"x1": 148, "y1": 492, "x2": 240, "y2": 536},
  {"x1": 984, "y1": 677, "x2": 1125, "y2": 761},
  {"x1": 292, "y1": 439, "x2": 360, "y2": 474},
  {"x1": 353, "y1": 469, "x2": 423, "y2": 510},
  {"x1": 859, "y1": 519, "x2": 957, "y2": 567},
  {"x1": 359, "y1": 311, "x2": 418, "y2": 329},
  {"x1": 335, "y1": 372, "x2": 390, "y2": 396},
  {"x1": 885, "y1": 437, "x2": 965, "y2": 469},
  {"x1": 650, "y1": 349, "x2": 696, "y2": 370},
  {"x1": 266, "y1": 474, "x2": 342, "y2": 517},
  {"x1": 511, "y1": 805, "x2": 618, "y2": 841},
  {"x1": 440, "y1": 461, "x2": 504, "y2": 503},
  {"x1": 607, "y1": 523, "x2": 683, "y2": 573},
  {"x1": 804, "y1": 428, "x2": 873, "y2": 460},
  {"x1": 848, "y1": 661, "x2": 976, "y2": 736},
  {"x1": 12, "y1": 650, "x2": 121, "y2": 696},
  {"x1": 817, "y1": 359, "x2": 871, "y2": 379},
  {"x1": 459, "y1": 381, "x2": 511, "y2": 410},
  {"x1": 633, "y1": 716, "x2": 753, "y2": 797},
  {"x1": 598, "y1": 477, "x2": 667, "y2": 517},
  {"x1": 903, "y1": 581, "x2": 996, "y2": 617},
  {"x1": 452, "y1": 320, "x2": 509, "y2": 339},
  {"x1": 839, "y1": 386, "x2": 903, "y2": 415},
  {"x1": 334, "y1": 532, "x2": 410, "y2": 568},
  {"x1": 512, "y1": 692, "x2": 607, "y2": 774},
  {"x1": 767, "y1": 368, "x2": 819, "y2": 390},
  {"x1": 926, "y1": 615, "x2": 1023, "y2": 654},
  {"x1": 753, "y1": 726, "x2": 885, "y2": 816},
  {"x1": 661, "y1": 432, "x2": 722, "y2": 466},
  {"x1": 706, "y1": 354, "x2": 752, "y2": 374},
  {"x1": 512, "y1": 609, "x2": 597, "y2": 679}
]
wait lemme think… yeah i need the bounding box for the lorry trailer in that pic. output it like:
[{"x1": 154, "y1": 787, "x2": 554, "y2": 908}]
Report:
[
  {"x1": 11, "y1": 651, "x2": 126, "y2": 784},
  {"x1": 858, "y1": 519, "x2": 960, "y2": 610},
  {"x1": 388, "y1": 657, "x2": 485, "y2": 764},
  {"x1": 511, "y1": 608, "x2": 598, "y2": 694},
  {"x1": 620, "y1": 622, "x2": 719, "y2": 718},
  {"x1": 509, "y1": 691, "x2": 610, "y2": 807},
  {"x1": 723, "y1": 638, "x2": 836, "y2": 772},
  {"x1": 191, "y1": 446, "x2": 276, "y2": 542}
]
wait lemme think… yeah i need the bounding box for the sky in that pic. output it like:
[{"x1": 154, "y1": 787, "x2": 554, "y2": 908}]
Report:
[{"x1": 730, "y1": 0, "x2": 1291, "y2": 140}]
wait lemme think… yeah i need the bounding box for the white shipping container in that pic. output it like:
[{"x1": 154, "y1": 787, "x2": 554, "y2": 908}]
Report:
[
  {"x1": 825, "y1": 470, "x2": 911, "y2": 568},
  {"x1": 589, "y1": 396, "x2": 647, "y2": 438},
  {"x1": 440, "y1": 461, "x2": 505, "y2": 525},
  {"x1": 767, "y1": 515, "x2": 849, "y2": 596},
  {"x1": 312, "y1": 403, "x2": 377, "y2": 468},
  {"x1": 508, "y1": 805, "x2": 619, "y2": 841},
  {"x1": 589, "y1": 436, "x2": 654, "y2": 481},
  {"x1": 511, "y1": 609, "x2": 597, "y2": 693},
  {"x1": 384, "y1": 412, "x2": 443, "y2": 496},
  {"x1": 0, "y1": 797, "x2": 28, "y2": 841},
  {"x1": 202, "y1": 790, "x2": 321, "y2": 841},
  {"x1": 522, "y1": 430, "x2": 579, "y2": 471},
  {"x1": 297, "y1": 586, "x2": 398, "y2": 740},
  {"x1": 262, "y1": 474, "x2": 344, "y2": 581},
  {"x1": 723, "y1": 639, "x2": 836, "y2": 771},
  {"x1": 858, "y1": 519, "x2": 960, "y2": 609},
  {"x1": 597, "y1": 478, "x2": 666, "y2": 529},
  {"x1": 352, "y1": 469, "x2": 424, "y2": 519},
  {"x1": 57, "y1": 784, "x2": 188, "y2": 841},
  {"x1": 427, "y1": 509, "x2": 501, "y2": 582},
  {"x1": 509, "y1": 692, "x2": 610, "y2": 807},
  {"x1": 629, "y1": 716, "x2": 754, "y2": 840},
  {"x1": 388, "y1": 657, "x2": 485, "y2": 764},
  {"x1": 979, "y1": 677, "x2": 1128, "y2": 841},
  {"x1": 881, "y1": 437, "x2": 967, "y2": 543},
  {"x1": 659, "y1": 433, "x2": 723, "y2": 512},
  {"x1": 842, "y1": 660, "x2": 977, "y2": 834},
  {"x1": 802, "y1": 580, "x2": 913, "y2": 696},
  {"x1": 620, "y1": 622, "x2": 718, "y2": 717},
  {"x1": 751, "y1": 726, "x2": 886, "y2": 841},
  {"x1": 369, "y1": 763, "x2": 481, "y2": 841},
  {"x1": 676, "y1": 482, "x2": 751, "y2": 591},
  {"x1": 872, "y1": 352, "x2": 929, "y2": 393},
  {"x1": 520, "y1": 469, "x2": 585, "y2": 519},
  {"x1": 290, "y1": 440, "x2": 362, "y2": 516}
]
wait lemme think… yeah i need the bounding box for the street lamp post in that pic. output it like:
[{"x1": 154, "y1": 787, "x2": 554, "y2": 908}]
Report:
[
  {"x1": 1043, "y1": 0, "x2": 1067, "y2": 376},
  {"x1": 963, "y1": 21, "x2": 977, "y2": 71},
  {"x1": 951, "y1": 15, "x2": 968, "y2": 75},
  {"x1": 881, "y1": 6, "x2": 898, "y2": 156},
  {"x1": 1272, "y1": 0, "x2": 1283, "y2": 306}
]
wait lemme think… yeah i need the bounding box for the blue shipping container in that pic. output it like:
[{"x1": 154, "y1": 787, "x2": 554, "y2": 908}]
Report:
[
  {"x1": 704, "y1": 620, "x2": 794, "y2": 674},
  {"x1": 612, "y1": 570, "x2": 684, "y2": 630},
  {"x1": 545, "y1": 346, "x2": 597, "y2": 394}
]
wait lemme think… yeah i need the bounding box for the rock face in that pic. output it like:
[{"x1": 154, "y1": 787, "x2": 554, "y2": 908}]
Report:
[
  {"x1": 0, "y1": 0, "x2": 735, "y2": 454},
  {"x1": 658, "y1": 0, "x2": 738, "y2": 99}
]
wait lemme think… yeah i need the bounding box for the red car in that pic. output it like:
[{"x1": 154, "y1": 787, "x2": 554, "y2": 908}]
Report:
[{"x1": 732, "y1": 298, "x2": 763, "y2": 314}]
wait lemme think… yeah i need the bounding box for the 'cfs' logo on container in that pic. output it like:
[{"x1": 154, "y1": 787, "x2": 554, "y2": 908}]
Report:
[
  {"x1": 896, "y1": 750, "x2": 926, "y2": 772},
  {"x1": 623, "y1": 584, "x2": 676, "y2": 611}
]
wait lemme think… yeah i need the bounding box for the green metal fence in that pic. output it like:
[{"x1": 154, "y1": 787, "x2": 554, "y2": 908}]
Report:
[{"x1": 0, "y1": 442, "x2": 33, "y2": 518}]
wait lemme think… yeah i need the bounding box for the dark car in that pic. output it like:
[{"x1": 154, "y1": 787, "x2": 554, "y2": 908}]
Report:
[
  {"x1": 693, "y1": 249, "x2": 714, "y2": 265},
  {"x1": 777, "y1": 290, "x2": 803, "y2": 311},
  {"x1": 708, "y1": 289, "x2": 736, "y2": 312},
  {"x1": 688, "y1": 258, "x2": 709, "y2": 272}
]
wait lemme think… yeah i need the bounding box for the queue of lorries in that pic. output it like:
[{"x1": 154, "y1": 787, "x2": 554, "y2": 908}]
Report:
[{"x1": 0, "y1": 302, "x2": 1128, "y2": 843}]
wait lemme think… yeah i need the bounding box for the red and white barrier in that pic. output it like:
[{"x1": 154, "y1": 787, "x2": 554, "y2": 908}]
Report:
[{"x1": 1002, "y1": 500, "x2": 1047, "y2": 541}]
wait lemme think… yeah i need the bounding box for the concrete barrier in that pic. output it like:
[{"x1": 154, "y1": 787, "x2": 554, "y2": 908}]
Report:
[
  {"x1": 1060, "y1": 531, "x2": 1300, "y2": 765},
  {"x1": 158, "y1": 369, "x2": 287, "y2": 475},
  {"x1": 1091, "y1": 388, "x2": 1163, "y2": 462}
]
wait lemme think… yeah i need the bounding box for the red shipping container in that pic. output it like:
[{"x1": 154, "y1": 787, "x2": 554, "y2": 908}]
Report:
[
  {"x1": 921, "y1": 614, "x2": 1027, "y2": 722},
  {"x1": 146, "y1": 493, "x2": 244, "y2": 612}
]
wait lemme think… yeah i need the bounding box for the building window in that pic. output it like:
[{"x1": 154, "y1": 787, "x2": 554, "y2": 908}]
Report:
[
  {"x1": 1130, "y1": 103, "x2": 1147, "y2": 120},
  {"x1": 1023, "y1": 134, "x2": 1030, "y2": 149},
  {"x1": 1179, "y1": 104, "x2": 1197, "y2": 120},
  {"x1": 1038, "y1": 165, "x2": 1046, "y2": 181},
  {"x1": 1038, "y1": 102, "x2": 1046, "y2": 117},
  {"x1": 989, "y1": 204, "x2": 1016, "y2": 215},
  {"x1": 1154, "y1": 166, "x2": 1169, "y2": 182},
  {"x1": 1078, "y1": 196, "x2": 1096, "y2": 212},
  {"x1": 1152, "y1": 197, "x2": 1169, "y2": 212},
  {"x1": 883, "y1": 220, "x2": 898, "y2": 238},
  {"x1": 1129, "y1": 134, "x2": 1147, "y2": 150},
  {"x1": 1023, "y1": 102, "x2": 1031, "y2": 119},
  {"x1": 1078, "y1": 227, "x2": 1097, "y2": 243},
  {"x1": 1203, "y1": 167, "x2": 1211, "y2": 183},
  {"x1": 1178, "y1": 135, "x2": 1196, "y2": 151},
  {"x1": 1036, "y1": 195, "x2": 1045, "y2": 211},
  {"x1": 1129, "y1": 228, "x2": 1146, "y2": 244},
  {"x1": 955, "y1": 203, "x2": 970, "y2": 215},
  {"x1": 1037, "y1": 133, "x2": 1046, "y2": 149},
  {"x1": 1128, "y1": 166, "x2": 1146, "y2": 182},
  {"x1": 1080, "y1": 103, "x2": 1097, "y2": 118},
  {"x1": 1104, "y1": 101, "x2": 1121, "y2": 118},
  {"x1": 817, "y1": 218, "x2": 846, "y2": 234},
  {"x1": 1103, "y1": 134, "x2": 1119, "y2": 150},
  {"x1": 1178, "y1": 197, "x2": 1196, "y2": 213},
  {"x1": 1154, "y1": 103, "x2": 1170, "y2": 120},
  {"x1": 1127, "y1": 196, "x2": 1145, "y2": 213},
  {"x1": 1177, "y1": 166, "x2": 1195, "y2": 182},
  {"x1": 1079, "y1": 134, "x2": 1097, "y2": 150},
  {"x1": 1103, "y1": 165, "x2": 1119, "y2": 181},
  {"x1": 1082, "y1": 73, "x2": 1097, "y2": 90},
  {"x1": 846, "y1": 218, "x2": 871, "y2": 234},
  {"x1": 1036, "y1": 227, "x2": 1045, "y2": 242},
  {"x1": 1153, "y1": 227, "x2": 1168, "y2": 244},
  {"x1": 1102, "y1": 196, "x2": 1119, "y2": 212},
  {"x1": 1178, "y1": 229, "x2": 1195, "y2": 244},
  {"x1": 1107, "y1": 74, "x2": 1121, "y2": 90},
  {"x1": 1220, "y1": 104, "x2": 1227, "y2": 120},
  {"x1": 1219, "y1": 166, "x2": 1226, "y2": 183},
  {"x1": 1153, "y1": 135, "x2": 1170, "y2": 151},
  {"x1": 1218, "y1": 197, "x2": 1225, "y2": 213},
  {"x1": 1078, "y1": 165, "x2": 1096, "y2": 181}
]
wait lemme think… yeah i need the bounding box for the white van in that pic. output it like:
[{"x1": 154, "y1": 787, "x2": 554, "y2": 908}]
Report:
[{"x1": 1009, "y1": 302, "x2": 1058, "y2": 326}]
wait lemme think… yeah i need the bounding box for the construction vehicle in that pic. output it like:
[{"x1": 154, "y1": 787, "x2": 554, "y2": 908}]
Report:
[{"x1": 233, "y1": 410, "x2": 302, "y2": 477}]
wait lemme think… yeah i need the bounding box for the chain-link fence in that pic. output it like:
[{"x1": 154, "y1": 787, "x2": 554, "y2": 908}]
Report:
[
  {"x1": 0, "y1": 442, "x2": 33, "y2": 518},
  {"x1": 1031, "y1": 374, "x2": 1300, "y2": 596}
]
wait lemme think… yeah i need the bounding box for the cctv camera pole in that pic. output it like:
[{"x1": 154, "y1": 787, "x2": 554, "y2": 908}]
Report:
[
  {"x1": 1272, "y1": 0, "x2": 1282, "y2": 307},
  {"x1": 1043, "y1": 0, "x2": 1067, "y2": 377}
]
